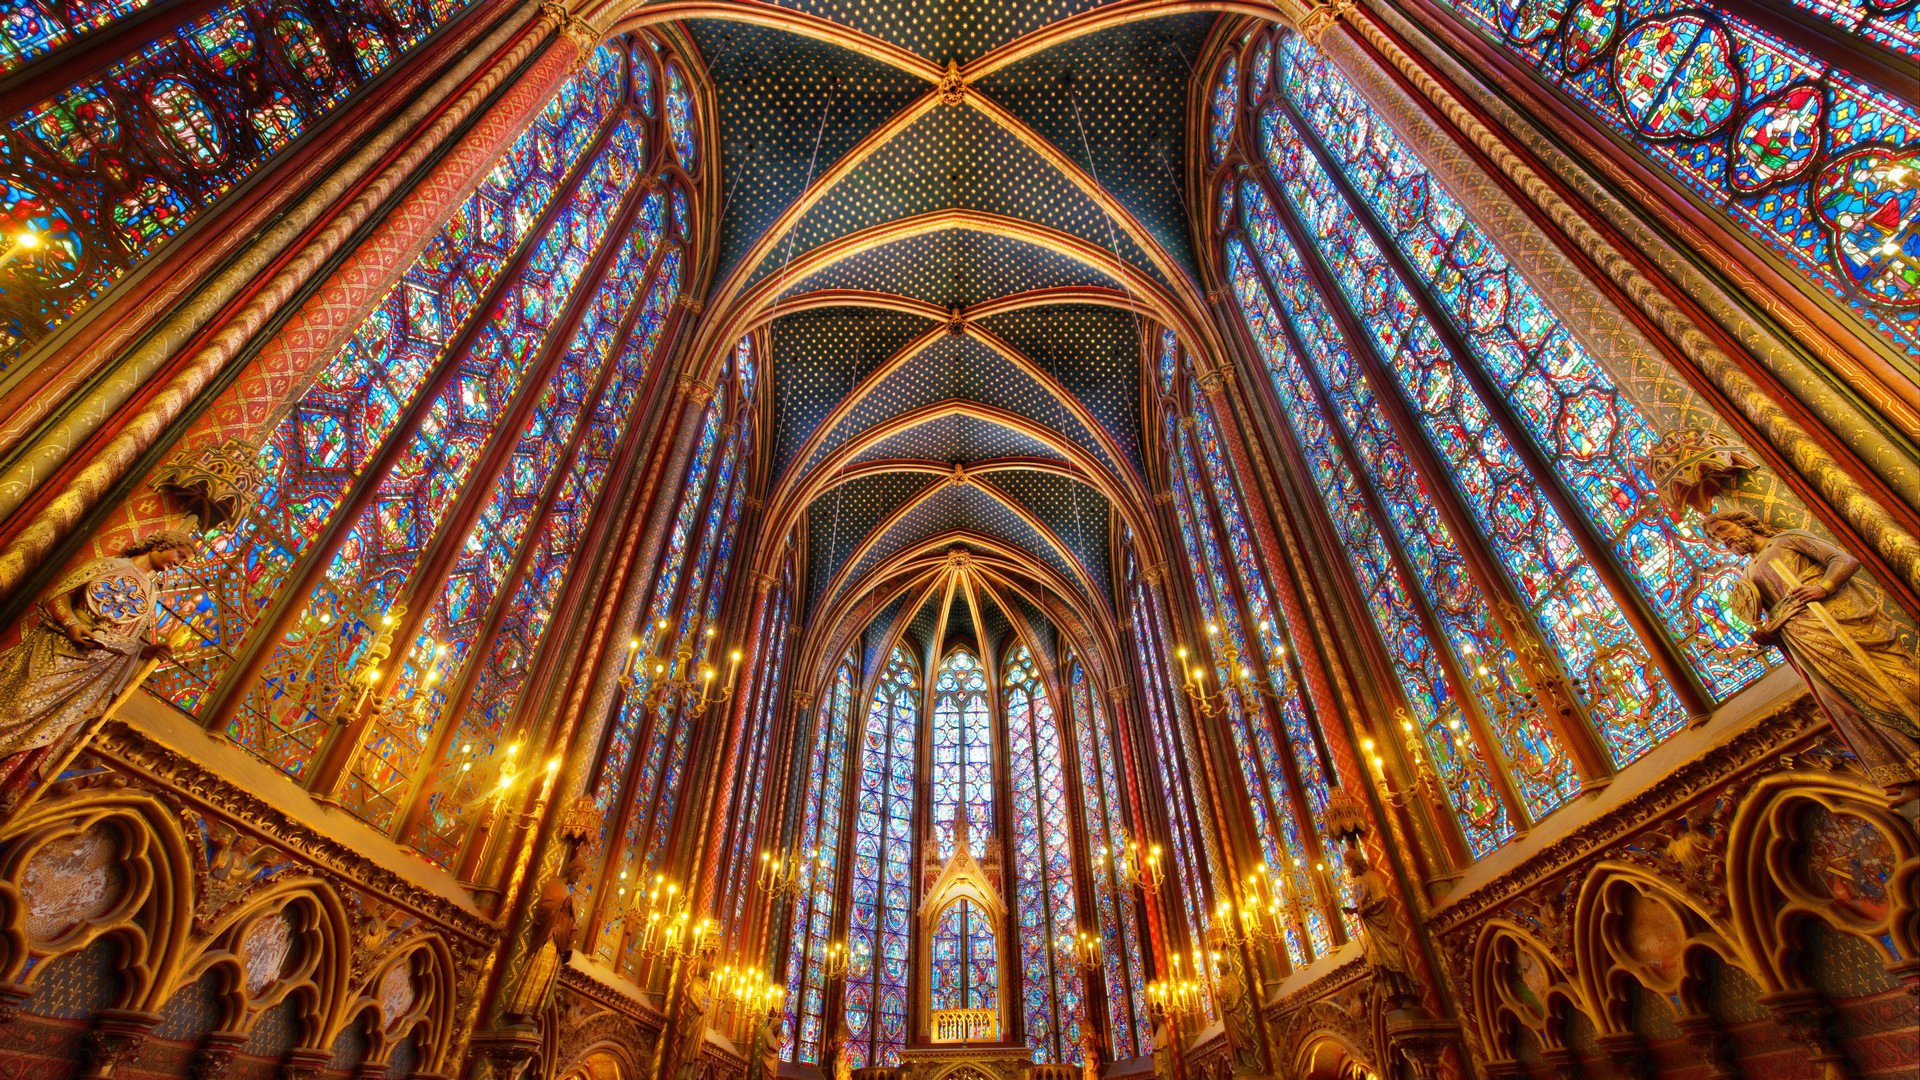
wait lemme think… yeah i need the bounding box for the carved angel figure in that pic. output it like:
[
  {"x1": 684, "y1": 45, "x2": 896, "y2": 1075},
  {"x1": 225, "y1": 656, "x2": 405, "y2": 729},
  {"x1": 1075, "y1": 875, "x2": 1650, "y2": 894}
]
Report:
[
  {"x1": 0, "y1": 530, "x2": 194, "y2": 804},
  {"x1": 1706, "y1": 511, "x2": 1920, "y2": 796}
]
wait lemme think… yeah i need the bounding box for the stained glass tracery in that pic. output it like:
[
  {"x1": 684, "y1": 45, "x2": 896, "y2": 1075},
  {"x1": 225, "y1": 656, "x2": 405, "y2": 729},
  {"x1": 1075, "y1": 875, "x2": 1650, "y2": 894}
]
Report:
[
  {"x1": 932, "y1": 649, "x2": 993, "y2": 859},
  {"x1": 1005, "y1": 645, "x2": 1081, "y2": 1064},
  {"x1": 1433, "y1": 0, "x2": 1920, "y2": 362},
  {"x1": 1069, "y1": 659, "x2": 1149, "y2": 1059},
  {"x1": 0, "y1": 0, "x2": 470, "y2": 365},
  {"x1": 149, "y1": 47, "x2": 628, "y2": 767},
  {"x1": 846, "y1": 647, "x2": 919, "y2": 1068},
  {"x1": 1274, "y1": 36, "x2": 1766, "y2": 713},
  {"x1": 783, "y1": 662, "x2": 856, "y2": 1063}
]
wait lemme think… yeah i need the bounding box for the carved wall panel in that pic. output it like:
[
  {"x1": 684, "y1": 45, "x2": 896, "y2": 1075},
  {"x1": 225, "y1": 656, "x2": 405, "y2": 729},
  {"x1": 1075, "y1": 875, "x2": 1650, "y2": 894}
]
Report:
[{"x1": 0, "y1": 722, "x2": 491, "y2": 1080}]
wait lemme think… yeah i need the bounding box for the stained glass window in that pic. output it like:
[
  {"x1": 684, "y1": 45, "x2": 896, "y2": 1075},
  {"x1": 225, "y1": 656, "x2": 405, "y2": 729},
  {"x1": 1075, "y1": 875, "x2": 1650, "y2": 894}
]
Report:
[
  {"x1": 1224, "y1": 229, "x2": 1515, "y2": 855},
  {"x1": 0, "y1": 0, "x2": 469, "y2": 365},
  {"x1": 1005, "y1": 646, "x2": 1081, "y2": 1064},
  {"x1": 931, "y1": 899, "x2": 998, "y2": 1014},
  {"x1": 225, "y1": 115, "x2": 647, "y2": 782},
  {"x1": 1165, "y1": 409, "x2": 1327, "y2": 962},
  {"x1": 338, "y1": 187, "x2": 666, "y2": 833},
  {"x1": 1069, "y1": 659, "x2": 1149, "y2": 1058},
  {"x1": 1258, "y1": 99, "x2": 1689, "y2": 775},
  {"x1": 408, "y1": 246, "x2": 683, "y2": 867},
  {"x1": 1121, "y1": 549, "x2": 1213, "y2": 960},
  {"x1": 584, "y1": 404, "x2": 723, "y2": 943},
  {"x1": 1, "y1": 0, "x2": 165, "y2": 74},
  {"x1": 1187, "y1": 386, "x2": 1355, "y2": 942},
  {"x1": 931, "y1": 649, "x2": 992, "y2": 858},
  {"x1": 1208, "y1": 53, "x2": 1238, "y2": 165},
  {"x1": 665, "y1": 61, "x2": 696, "y2": 172},
  {"x1": 846, "y1": 647, "x2": 919, "y2": 1068},
  {"x1": 1431, "y1": 0, "x2": 1920, "y2": 362},
  {"x1": 147, "y1": 46, "x2": 625, "y2": 744},
  {"x1": 783, "y1": 662, "x2": 856, "y2": 1063},
  {"x1": 1275, "y1": 36, "x2": 1765, "y2": 714}
]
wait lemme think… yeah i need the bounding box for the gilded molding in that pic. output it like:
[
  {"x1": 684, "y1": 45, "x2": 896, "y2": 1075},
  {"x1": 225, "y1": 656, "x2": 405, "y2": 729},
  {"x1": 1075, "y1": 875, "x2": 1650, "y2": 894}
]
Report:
[
  {"x1": 1426, "y1": 694, "x2": 1823, "y2": 935},
  {"x1": 87, "y1": 719, "x2": 496, "y2": 946}
]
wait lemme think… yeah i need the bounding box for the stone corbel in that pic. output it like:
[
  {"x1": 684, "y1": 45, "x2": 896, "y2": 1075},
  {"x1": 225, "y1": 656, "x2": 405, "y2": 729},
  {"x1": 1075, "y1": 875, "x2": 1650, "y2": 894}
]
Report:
[
  {"x1": 189, "y1": 1032, "x2": 250, "y2": 1080},
  {"x1": 81, "y1": 1009, "x2": 161, "y2": 1079}
]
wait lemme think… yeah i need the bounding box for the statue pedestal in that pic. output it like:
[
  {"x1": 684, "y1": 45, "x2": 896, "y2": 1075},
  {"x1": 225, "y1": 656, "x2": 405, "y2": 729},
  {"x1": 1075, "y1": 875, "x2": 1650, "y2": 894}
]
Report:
[{"x1": 897, "y1": 1042, "x2": 1034, "y2": 1080}]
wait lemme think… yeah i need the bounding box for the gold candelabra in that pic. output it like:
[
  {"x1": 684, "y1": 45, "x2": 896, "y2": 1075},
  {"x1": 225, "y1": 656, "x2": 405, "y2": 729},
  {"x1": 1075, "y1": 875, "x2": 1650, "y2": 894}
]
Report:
[
  {"x1": 1092, "y1": 831, "x2": 1164, "y2": 895},
  {"x1": 620, "y1": 616, "x2": 744, "y2": 713},
  {"x1": 822, "y1": 939, "x2": 851, "y2": 980},
  {"x1": 1054, "y1": 928, "x2": 1105, "y2": 973},
  {"x1": 616, "y1": 871, "x2": 716, "y2": 961},
  {"x1": 756, "y1": 845, "x2": 821, "y2": 899},
  {"x1": 1145, "y1": 949, "x2": 1211, "y2": 1022}
]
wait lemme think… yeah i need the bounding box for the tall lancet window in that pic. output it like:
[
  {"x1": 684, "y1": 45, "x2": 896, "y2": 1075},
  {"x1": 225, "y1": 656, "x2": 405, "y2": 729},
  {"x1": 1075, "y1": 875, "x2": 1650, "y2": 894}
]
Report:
[
  {"x1": 1004, "y1": 644, "x2": 1081, "y2": 1063},
  {"x1": 1214, "y1": 29, "x2": 1774, "y2": 860},
  {"x1": 1068, "y1": 658, "x2": 1149, "y2": 1058},
  {"x1": 846, "y1": 647, "x2": 920, "y2": 1067},
  {"x1": 1423, "y1": 0, "x2": 1920, "y2": 360},
  {"x1": 0, "y1": 0, "x2": 476, "y2": 363},
  {"x1": 783, "y1": 660, "x2": 856, "y2": 1062},
  {"x1": 932, "y1": 649, "x2": 993, "y2": 857},
  {"x1": 930, "y1": 648, "x2": 996, "y2": 1014}
]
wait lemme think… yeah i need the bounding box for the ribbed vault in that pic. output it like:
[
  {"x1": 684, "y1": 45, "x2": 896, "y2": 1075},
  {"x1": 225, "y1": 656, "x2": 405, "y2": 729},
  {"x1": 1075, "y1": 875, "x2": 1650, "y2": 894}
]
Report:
[{"x1": 586, "y1": 0, "x2": 1235, "y2": 674}]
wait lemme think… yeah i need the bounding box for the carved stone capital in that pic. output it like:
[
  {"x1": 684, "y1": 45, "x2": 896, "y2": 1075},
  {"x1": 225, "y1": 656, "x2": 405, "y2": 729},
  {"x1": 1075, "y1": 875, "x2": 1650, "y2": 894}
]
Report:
[
  {"x1": 466, "y1": 1027, "x2": 544, "y2": 1080},
  {"x1": 753, "y1": 570, "x2": 779, "y2": 595},
  {"x1": 1198, "y1": 365, "x2": 1236, "y2": 393},
  {"x1": 679, "y1": 376, "x2": 717, "y2": 405},
  {"x1": 1296, "y1": 0, "x2": 1356, "y2": 42},
  {"x1": 281, "y1": 1046, "x2": 334, "y2": 1080},
  {"x1": 1152, "y1": 490, "x2": 1174, "y2": 507},
  {"x1": 676, "y1": 294, "x2": 705, "y2": 314},
  {"x1": 1140, "y1": 561, "x2": 1167, "y2": 585},
  {"x1": 560, "y1": 12, "x2": 603, "y2": 48},
  {"x1": 151, "y1": 438, "x2": 264, "y2": 530}
]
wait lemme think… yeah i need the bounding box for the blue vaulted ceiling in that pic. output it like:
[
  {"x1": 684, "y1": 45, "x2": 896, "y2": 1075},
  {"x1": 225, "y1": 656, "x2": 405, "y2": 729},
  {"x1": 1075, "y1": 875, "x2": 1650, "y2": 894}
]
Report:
[{"x1": 679, "y1": 0, "x2": 1218, "y2": 647}]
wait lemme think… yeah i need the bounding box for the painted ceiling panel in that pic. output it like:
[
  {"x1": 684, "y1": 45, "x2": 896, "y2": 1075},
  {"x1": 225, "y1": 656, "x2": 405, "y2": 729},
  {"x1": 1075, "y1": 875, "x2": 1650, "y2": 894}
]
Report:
[
  {"x1": 979, "y1": 471, "x2": 1111, "y2": 605},
  {"x1": 769, "y1": 306, "x2": 939, "y2": 479},
  {"x1": 1010, "y1": 592, "x2": 1057, "y2": 665},
  {"x1": 761, "y1": 0, "x2": 1111, "y2": 65},
  {"x1": 907, "y1": 586, "x2": 945, "y2": 661},
  {"x1": 975, "y1": 588, "x2": 1011, "y2": 660},
  {"x1": 975, "y1": 303, "x2": 1141, "y2": 472},
  {"x1": 799, "y1": 333, "x2": 1123, "y2": 481},
  {"x1": 689, "y1": 20, "x2": 929, "y2": 289},
  {"x1": 848, "y1": 414, "x2": 1064, "y2": 468},
  {"x1": 972, "y1": 12, "x2": 1217, "y2": 284},
  {"x1": 861, "y1": 589, "x2": 912, "y2": 675},
  {"x1": 806, "y1": 471, "x2": 944, "y2": 611},
  {"x1": 747, "y1": 103, "x2": 1163, "y2": 292},
  {"x1": 780, "y1": 229, "x2": 1120, "y2": 308}
]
